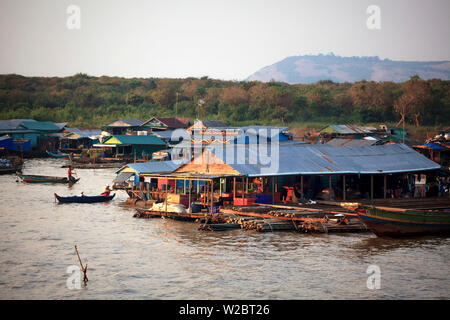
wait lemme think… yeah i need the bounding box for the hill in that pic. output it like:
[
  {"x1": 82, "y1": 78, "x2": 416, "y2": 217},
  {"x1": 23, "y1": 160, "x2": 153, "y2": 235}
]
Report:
[{"x1": 246, "y1": 54, "x2": 450, "y2": 84}]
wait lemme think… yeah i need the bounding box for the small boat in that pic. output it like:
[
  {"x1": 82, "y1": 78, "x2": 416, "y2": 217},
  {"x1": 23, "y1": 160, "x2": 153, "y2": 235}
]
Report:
[
  {"x1": 54, "y1": 193, "x2": 115, "y2": 203},
  {"x1": 17, "y1": 173, "x2": 80, "y2": 184},
  {"x1": 356, "y1": 205, "x2": 450, "y2": 237},
  {"x1": 46, "y1": 150, "x2": 71, "y2": 158}
]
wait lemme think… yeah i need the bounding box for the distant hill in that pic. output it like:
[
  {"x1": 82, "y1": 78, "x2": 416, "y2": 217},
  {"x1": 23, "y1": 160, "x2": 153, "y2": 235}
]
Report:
[{"x1": 246, "y1": 54, "x2": 450, "y2": 84}]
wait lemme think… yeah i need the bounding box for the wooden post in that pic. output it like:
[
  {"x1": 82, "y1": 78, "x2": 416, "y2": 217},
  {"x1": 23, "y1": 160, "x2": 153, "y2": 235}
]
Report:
[
  {"x1": 300, "y1": 175, "x2": 304, "y2": 199},
  {"x1": 329, "y1": 175, "x2": 332, "y2": 200},
  {"x1": 233, "y1": 177, "x2": 236, "y2": 199},
  {"x1": 204, "y1": 180, "x2": 207, "y2": 206},
  {"x1": 219, "y1": 178, "x2": 222, "y2": 196},
  {"x1": 210, "y1": 180, "x2": 213, "y2": 214},
  {"x1": 188, "y1": 180, "x2": 191, "y2": 211},
  {"x1": 165, "y1": 190, "x2": 168, "y2": 212},
  {"x1": 272, "y1": 176, "x2": 275, "y2": 204},
  {"x1": 242, "y1": 177, "x2": 245, "y2": 204},
  {"x1": 343, "y1": 175, "x2": 346, "y2": 201},
  {"x1": 74, "y1": 245, "x2": 88, "y2": 282},
  {"x1": 371, "y1": 174, "x2": 374, "y2": 200},
  {"x1": 384, "y1": 174, "x2": 387, "y2": 199},
  {"x1": 184, "y1": 179, "x2": 186, "y2": 195}
]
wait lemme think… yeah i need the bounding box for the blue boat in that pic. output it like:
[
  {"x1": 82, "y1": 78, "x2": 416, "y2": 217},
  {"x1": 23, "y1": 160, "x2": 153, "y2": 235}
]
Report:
[
  {"x1": 47, "y1": 151, "x2": 70, "y2": 158},
  {"x1": 54, "y1": 193, "x2": 115, "y2": 203}
]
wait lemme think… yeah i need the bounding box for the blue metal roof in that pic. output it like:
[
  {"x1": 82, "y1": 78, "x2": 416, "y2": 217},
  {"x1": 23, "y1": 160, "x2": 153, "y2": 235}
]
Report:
[
  {"x1": 116, "y1": 160, "x2": 188, "y2": 174},
  {"x1": 206, "y1": 143, "x2": 441, "y2": 176}
]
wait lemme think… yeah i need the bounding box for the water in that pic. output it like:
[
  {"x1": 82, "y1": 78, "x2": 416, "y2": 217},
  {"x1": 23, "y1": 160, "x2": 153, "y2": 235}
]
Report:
[{"x1": 0, "y1": 158, "x2": 449, "y2": 299}]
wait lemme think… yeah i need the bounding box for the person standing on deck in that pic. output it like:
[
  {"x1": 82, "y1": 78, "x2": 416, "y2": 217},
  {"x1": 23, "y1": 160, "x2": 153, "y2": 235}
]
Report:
[{"x1": 68, "y1": 166, "x2": 76, "y2": 182}]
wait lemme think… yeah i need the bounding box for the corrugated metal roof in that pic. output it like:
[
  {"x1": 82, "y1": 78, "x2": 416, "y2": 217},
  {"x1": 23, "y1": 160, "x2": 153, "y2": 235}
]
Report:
[
  {"x1": 21, "y1": 121, "x2": 60, "y2": 132},
  {"x1": 113, "y1": 172, "x2": 134, "y2": 183},
  {"x1": 103, "y1": 135, "x2": 166, "y2": 145},
  {"x1": 64, "y1": 128, "x2": 102, "y2": 138},
  {"x1": 206, "y1": 143, "x2": 440, "y2": 176},
  {"x1": 0, "y1": 119, "x2": 36, "y2": 130},
  {"x1": 116, "y1": 160, "x2": 188, "y2": 174},
  {"x1": 321, "y1": 124, "x2": 378, "y2": 134},
  {"x1": 105, "y1": 119, "x2": 144, "y2": 127},
  {"x1": 325, "y1": 138, "x2": 378, "y2": 147}
]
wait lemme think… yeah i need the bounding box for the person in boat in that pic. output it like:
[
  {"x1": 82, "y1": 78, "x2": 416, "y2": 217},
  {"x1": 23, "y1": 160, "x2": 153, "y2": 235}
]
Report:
[{"x1": 100, "y1": 185, "x2": 111, "y2": 197}]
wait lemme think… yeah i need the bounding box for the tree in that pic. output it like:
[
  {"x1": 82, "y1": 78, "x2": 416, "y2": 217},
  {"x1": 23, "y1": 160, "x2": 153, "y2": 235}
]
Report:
[{"x1": 394, "y1": 76, "x2": 431, "y2": 127}]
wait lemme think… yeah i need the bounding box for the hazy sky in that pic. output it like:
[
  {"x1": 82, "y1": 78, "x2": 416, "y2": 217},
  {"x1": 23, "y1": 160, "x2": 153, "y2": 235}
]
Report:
[{"x1": 0, "y1": 0, "x2": 449, "y2": 80}]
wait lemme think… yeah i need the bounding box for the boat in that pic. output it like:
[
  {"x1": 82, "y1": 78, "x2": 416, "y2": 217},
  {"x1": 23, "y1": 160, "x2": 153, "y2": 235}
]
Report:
[
  {"x1": 356, "y1": 205, "x2": 450, "y2": 237},
  {"x1": 46, "y1": 150, "x2": 71, "y2": 158},
  {"x1": 54, "y1": 193, "x2": 115, "y2": 203},
  {"x1": 17, "y1": 173, "x2": 80, "y2": 184}
]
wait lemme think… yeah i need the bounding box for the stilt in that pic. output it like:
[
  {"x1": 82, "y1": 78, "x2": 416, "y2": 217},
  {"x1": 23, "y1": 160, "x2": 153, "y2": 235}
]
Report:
[
  {"x1": 210, "y1": 181, "x2": 213, "y2": 214},
  {"x1": 371, "y1": 174, "x2": 374, "y2": 200},
  {"x1": 329, "y1": 175, "x2": 332, "y2": 200},
  {"x1": 343, "y1": 175, "x2": 346, "y2": 201},
  {"x1": 242, "y1": 177, "x2": 245, "y2": 204},
  {"x1": 272, "y1": 176, "x2": 275, "y2": 204},
  {"x1": 300, "y1": 175, "x2": 304, "y2": 200}
]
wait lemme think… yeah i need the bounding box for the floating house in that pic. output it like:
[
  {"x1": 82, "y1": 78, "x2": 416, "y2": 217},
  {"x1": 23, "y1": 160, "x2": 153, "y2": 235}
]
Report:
[
  {"x1": 141, "y1": 117, "x2": 191, "y2": 130},
  {"x1": 186, "y1": 119, "x2": 227, "y2": 135},
  {"x1": 0, "y1": 119, "x2": 62, "y2": 150},
  {"x1": 318, "y1": 124, "x2": 382, "y2": 143},
  {"x1": 101, "y1": 119, "x2": 144, "y2": 135},
  {"x1": 380, "y1": 125, "x2": 409, "y2": 141},
  {"x1": 59, "y1": 128, "x2": 102, "y2": 151},
  {"x1": 94, "y1": 134, "x2": 166, "y2": 159},
  {"x1": 114, "y1": 143, "x2": 441, "y2": 210}
]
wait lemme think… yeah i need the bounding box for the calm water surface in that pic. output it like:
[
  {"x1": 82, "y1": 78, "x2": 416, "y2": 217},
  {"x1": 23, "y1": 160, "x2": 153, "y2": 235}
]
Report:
[{"x1": 0, "y1": 159, "x2": 449, "y2": 299}]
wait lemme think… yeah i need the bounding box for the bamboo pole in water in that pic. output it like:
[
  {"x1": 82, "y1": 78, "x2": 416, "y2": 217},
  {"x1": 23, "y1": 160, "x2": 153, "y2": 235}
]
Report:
[{"x1": 74, "y1": 245, "x2": 88, "y2": 282}]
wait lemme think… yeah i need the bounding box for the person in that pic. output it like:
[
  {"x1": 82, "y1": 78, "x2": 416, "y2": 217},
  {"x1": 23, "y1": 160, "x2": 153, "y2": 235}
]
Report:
[
  {"x1": 68, "y1": 166, "x2": 76, "y2": 181},
  {"x1": 101, "y1": 185, "x2": 111, "y2": 197}
]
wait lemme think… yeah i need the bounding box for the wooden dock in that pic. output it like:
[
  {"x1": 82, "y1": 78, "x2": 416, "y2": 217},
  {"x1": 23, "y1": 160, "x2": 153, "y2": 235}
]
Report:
[{"x1": 131, "y1": 198, "x2": 450, "y2": 234}]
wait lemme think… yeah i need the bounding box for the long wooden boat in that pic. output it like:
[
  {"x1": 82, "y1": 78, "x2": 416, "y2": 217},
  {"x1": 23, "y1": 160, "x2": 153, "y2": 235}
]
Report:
[
  {"x1": 17, "y1": 173, "x2": 80, "y2": 184},
  {"x1": 46, "y1": 151, "x2": 71, "y2": 158},
  {"x1": 356, "y1": 205, "x2": 450, "y2": 237},
  {"x1": 54, "y1": 193, "x2": 115, "y2": 203}
]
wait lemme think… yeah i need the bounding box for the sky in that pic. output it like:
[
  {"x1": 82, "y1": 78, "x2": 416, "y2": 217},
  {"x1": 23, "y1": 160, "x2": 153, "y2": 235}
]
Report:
[{"x1": 0, "y1": 0, "x2": 449, "y2": 80}]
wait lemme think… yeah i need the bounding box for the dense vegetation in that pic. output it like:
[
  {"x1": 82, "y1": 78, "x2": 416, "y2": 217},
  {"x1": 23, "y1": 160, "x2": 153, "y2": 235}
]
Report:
[{"x1": 0, "y1": 73, "x2": 449, "y2": 128}]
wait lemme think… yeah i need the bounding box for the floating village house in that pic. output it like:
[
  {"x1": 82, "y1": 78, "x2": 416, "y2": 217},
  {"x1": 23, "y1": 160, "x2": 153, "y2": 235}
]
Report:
[
  {"x1": 114, "y1": 142, "x2": 441, "y2": 210},
  {"x1": 186, "y1": 119, "x2": 227, "y2": 135},
  {"x1": 93, "y1": 134, "x2": 167, "y2": 160},
  {"x1": 140, "y1": 117, "x2": 191, "y2": 146},
  {"x1": 101, "y1": 119, "x2": 144, "y2": 135},
  {"x1": 0, "y1": 119, "x2": 62, "y2": 151},
  {"x1": 141, "y1": 117, "x2": 191, "y2": 131},
  {"x1": 59, "y1": 128, "x2": 102, "y2": 151}
]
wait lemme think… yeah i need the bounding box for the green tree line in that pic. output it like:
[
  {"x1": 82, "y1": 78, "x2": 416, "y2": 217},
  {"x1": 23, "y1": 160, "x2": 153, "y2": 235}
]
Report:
[{"x1": 0, "y1": 73, "x2": 449, "y2": 127}]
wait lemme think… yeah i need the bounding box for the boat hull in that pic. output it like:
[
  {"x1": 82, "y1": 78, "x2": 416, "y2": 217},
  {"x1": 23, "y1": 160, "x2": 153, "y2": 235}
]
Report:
[
  {"x1": 46, "y1": 151, "x2": 70, "y2": 158},
  {"x1": 55, "y1": 193, "x2": 115, "y2": 203},
  {"x1": 18, "y1": 173, "x2": 80, "y2": 184},
  {"x1": 357, "y1": 206, "x2": 450, "y2": 237}
]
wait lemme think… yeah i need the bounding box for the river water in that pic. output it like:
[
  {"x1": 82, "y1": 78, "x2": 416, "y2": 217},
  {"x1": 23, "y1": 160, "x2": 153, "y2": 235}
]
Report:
[{"x1": 0, "y1": 158, "x2": 448, "y2": 300}]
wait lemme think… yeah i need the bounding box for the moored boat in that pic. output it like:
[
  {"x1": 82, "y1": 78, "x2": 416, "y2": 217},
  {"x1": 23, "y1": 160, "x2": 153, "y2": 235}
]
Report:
[
  {"x1": 356, "y1": 205, "x2": 450, "y2": 237},
  {"x1": 54, "y1": 193, "x2": 115, "y2": 203},
  {"x1": 17, "y1": 173, "x2": 80, "y2": 184},
  {"x1": 46, "y1": 150, "x2": 71, "y2": 158}
]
